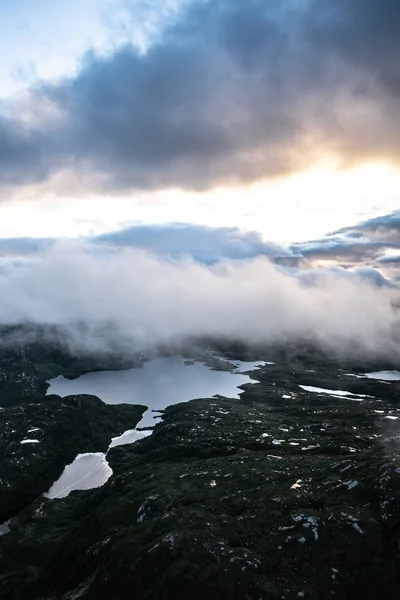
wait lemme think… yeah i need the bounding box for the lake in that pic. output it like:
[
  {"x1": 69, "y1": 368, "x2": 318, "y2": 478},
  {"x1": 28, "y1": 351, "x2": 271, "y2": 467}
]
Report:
[{"x1": 47, "y1": 356, "x2": 266, "y2": 427}]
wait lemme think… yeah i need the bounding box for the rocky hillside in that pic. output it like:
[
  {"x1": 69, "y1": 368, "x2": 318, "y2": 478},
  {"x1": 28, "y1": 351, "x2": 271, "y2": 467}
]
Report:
[{"x1": 0, "y1": 336, "x2": 400, "y2": 599}]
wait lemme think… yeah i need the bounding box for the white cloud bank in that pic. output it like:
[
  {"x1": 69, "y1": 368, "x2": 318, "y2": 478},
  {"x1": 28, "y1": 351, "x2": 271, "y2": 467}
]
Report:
[{"x1": 0, "y1": 241, "x2": 398, "y2": 355}]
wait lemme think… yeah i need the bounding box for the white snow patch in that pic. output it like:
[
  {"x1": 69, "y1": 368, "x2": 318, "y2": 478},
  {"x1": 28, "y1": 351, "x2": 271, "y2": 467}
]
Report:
[
  {"x1": 162, "y1": 534, "x2": 175, "y2": 548},
  {"x1": 329, "y1": 395, "x2": 364, "y2": 402},
  {"x1": 345, "y1": 374, "x2": 364, "y2": 379},
  {"x1": 365, "y1": 371, "x2": 400, "y2": 381},
  {"x1": 343, "y1": 480, "x2": 359, "y2": 490},
  {"x1": 291, "y1": 479, "x2": 302, "y2": 490},
  {"x1": 20, "y1": 439, "x2": 40, "y2": 444},
  {"x1": 299, "y1": 385, "x2": 368, "y2": 398},
  {"x1": 292, "y1": 514, "x2": 319, "y2": 541},
  {"x1": 0, "y1": 520, "x2": 11, "y2": 536},
  {"x1": 232, "y1": 360, "x2": 266, "y2": 371},
  {"x1": 384, "y1": 416, "x2": 399, "y2": 420},
  {"x1": 44, "y1": 453, "x2": 112, "y2": 499}
]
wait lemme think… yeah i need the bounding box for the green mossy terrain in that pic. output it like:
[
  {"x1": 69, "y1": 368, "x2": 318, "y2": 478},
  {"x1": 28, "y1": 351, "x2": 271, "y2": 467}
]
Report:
[{"x1": 1, "y1": 334, "x2": 400, "y2": 599}]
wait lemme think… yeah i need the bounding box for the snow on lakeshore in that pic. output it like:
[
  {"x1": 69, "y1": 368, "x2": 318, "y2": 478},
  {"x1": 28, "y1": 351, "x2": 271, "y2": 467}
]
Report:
[
  {"x1": 346, "y1": 371, "x2": 400, "y2": 382},
  {"x1": 298, "y1": 385, "x2": 369, "y2": 399},
  {"x1": 44, "y1": 453, "x2": 113, "y2": 500},
  {"x1": 364, "y1": 371, "x2": 400, "y2": 381}
]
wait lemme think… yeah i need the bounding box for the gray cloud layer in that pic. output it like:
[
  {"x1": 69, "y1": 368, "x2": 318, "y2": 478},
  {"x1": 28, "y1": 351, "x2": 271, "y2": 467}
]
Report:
[
  {"x1": 1, "y1": 218, "x2": 397, "y2": 287},
  {"x1": 0, "y1": 223, "x2": 292, "y2": 263},
  {"x1": 93, "y1": 223, "x2": 293, "y2": 262},
  {"x1": 292, "y1": 210, "x2": 400, "y2": 281},
  {"x1": 1, "y1": 0, "x2": 400, "y2": 194}
]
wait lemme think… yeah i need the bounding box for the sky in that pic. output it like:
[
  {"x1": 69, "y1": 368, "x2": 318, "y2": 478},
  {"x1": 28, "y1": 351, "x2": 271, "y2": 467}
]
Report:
[
  {"x1": 0, "y1": 0, "x2": 399, "y2": 243},
  {"x1": 0, "y1": 1, "x2": 400, "y2": 353}
]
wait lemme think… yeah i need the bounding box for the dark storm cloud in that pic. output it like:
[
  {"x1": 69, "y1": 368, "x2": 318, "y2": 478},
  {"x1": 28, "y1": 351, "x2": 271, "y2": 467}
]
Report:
[
  {"x1": 306, "y1": 0, "x2": 400, "y2": 91},
  {"x1": 1, "y1": 0, "x2": 400, "y2": 192},
  {"x1": 0, "y1": 115, "x2": 48, "y2": 186}
]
